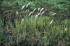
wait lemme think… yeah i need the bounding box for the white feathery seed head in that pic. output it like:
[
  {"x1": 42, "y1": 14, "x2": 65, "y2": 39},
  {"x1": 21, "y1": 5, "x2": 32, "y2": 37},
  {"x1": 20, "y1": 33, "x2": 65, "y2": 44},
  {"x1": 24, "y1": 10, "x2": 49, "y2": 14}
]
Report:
[
  {"x1": 28, "y1": 9, "x2": 29, "y2": 12},
  {"x1": 28, "y1": 12, "x2": 33, "y2": 16},
  {"x1": 21, "y1": 5, "x2": 25, "y2": 9},
  {"x1": 16, "y1": 11, "x2": 18, "y2": 15},
  {"x1": 33, "y1": 8, "x2": 36, "y2": 12},
  {"x1": 53, "y1": 13, "x2": 56, "y2": 15},
  {"x1": 50, "y1": 20, "x2": 53, "y2": 24},
  {"x1": 35, "y1": 13, "x2": 40, "y2": 21},
  {"x1": 38, "y1": 8, "x2": 40, "y2": 11},
  {"x1": 25, "y1": 10, "x2": 28, "y2": 12},
  {"x1": 26, "y1": 3, "x2": 30, "y2": 7},
  {"x1": 41, "y1": 11, "x2": 44, "y2": 15},
  {"x1": 40, "y1": 8, "x2": 44, "y2": 12},
  {"x1": 26, "y1": 9, "x2": 29, "y2": 12},
  {"x1": 21, "y1": 19, "x2": 24, "y2": 22},
  {"x1": 65, "y1": 27, "x2": 67, "y2": 31}
]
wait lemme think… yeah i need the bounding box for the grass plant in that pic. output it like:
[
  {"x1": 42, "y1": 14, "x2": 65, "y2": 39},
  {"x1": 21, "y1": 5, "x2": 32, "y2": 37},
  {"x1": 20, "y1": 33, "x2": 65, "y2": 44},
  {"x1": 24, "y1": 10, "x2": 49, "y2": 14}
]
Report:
[{"x1": 0, "y1": 0, "x2": 70, "y2": 46}]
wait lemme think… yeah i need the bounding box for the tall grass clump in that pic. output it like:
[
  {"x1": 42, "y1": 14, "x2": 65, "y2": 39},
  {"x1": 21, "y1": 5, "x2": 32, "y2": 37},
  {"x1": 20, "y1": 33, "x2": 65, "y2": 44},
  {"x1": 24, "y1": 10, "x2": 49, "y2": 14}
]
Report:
[
  {"x1": 1, "y1": 0, "x2": 70, "y2": 46},
  {"x1": 2, "y1": 13, "x2": 70, "y2": 46}
]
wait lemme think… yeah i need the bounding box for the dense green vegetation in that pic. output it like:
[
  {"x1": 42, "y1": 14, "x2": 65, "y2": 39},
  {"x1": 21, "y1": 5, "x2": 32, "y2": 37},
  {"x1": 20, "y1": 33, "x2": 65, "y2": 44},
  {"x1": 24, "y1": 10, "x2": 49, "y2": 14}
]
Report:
[{"x1": 0, "y1": 0, "x2": 70, "y2": 46}]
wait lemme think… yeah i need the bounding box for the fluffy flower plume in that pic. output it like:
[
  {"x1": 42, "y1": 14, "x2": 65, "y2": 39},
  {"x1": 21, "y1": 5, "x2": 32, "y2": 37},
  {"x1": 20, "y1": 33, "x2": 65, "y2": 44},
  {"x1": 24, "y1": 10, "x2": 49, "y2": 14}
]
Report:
[
  {"x1": 28, "y1": 12, "x2": 33, "y2": 16},
  {"x1": 40, "y1": 8, "x2": 44, "y2": 12},
  {"x1": 28, "y1": 9, "x2": 29, "y2": 12},
  {"x1": 25, "y1": 10, "x2": 28, "y2": 12},
  {"x1": 53, "y1": 13, "x2": 56, "y2": 15},
  {"x1": 25, "y1": 9, "x2": 29, "y2": 12},
  {"x1": 28, "y1": 8, "x2": 36, "y2": 17},
  {"x1": 16, "y1": 11, "x2": 18, "y2": 15},
  {"x1": 35, "y1": 13, "x2": 40, "y2": 21},
  {"x1": 65, "y1": 27, "x2": 67, "y2": 31},
  {"x1": 26, "y1": 3, "x2": 30, "y2": 7},
  {"x1": 33, "y1": 8, "x2": 36, "y2": 12},
  {"x1": 41, "y1": 11, "x2": 44, "y2": 15},
  {"x1": 38, "y1": 8, "x2": 40, "y2": 11},
  {"x1": 50, "y1": 20, "x2": 53, "y2": 24},
  {"x1": 21, "y1": 5, "x2": 25, "y2": 9},
  {"x1": 21, "y1": 19, "x2": 24, "y2": 22}
]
